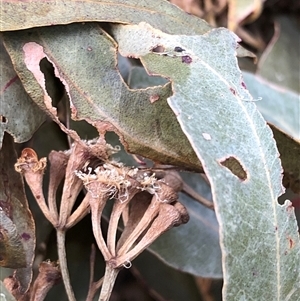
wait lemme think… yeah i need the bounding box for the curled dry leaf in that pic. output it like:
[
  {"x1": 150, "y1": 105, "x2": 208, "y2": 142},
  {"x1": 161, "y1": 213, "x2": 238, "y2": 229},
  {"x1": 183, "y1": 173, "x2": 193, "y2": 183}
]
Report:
[
  {"x1": 0, "y1": 134, "x2": 35, "y2": 295},
  {"x1": 29, "y1": 261, "x2": 61, "y2": 301}
]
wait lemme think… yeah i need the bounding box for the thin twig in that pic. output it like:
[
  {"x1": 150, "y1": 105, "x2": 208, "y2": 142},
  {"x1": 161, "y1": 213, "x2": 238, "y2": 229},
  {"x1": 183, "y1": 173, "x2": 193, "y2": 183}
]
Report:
[
  {"x1": 182, "y1": 182, "x2": 214, "y2": 210},
  {"x1": 86, "y1": 244, "x2": 103, "y2": 301}
]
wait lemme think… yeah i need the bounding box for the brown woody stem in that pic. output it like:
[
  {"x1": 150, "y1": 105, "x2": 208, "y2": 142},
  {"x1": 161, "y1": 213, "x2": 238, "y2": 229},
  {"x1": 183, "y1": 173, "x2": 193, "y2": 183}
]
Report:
[
  {"x1": 98, "y1": 264, "x2": 120, "y2": 301},
  {"x1": 85, "y1": 245, "x2": 103, "y2": 301},
  {"x1": 56, "y1": 229, "x2": 76, "y2": 301}
]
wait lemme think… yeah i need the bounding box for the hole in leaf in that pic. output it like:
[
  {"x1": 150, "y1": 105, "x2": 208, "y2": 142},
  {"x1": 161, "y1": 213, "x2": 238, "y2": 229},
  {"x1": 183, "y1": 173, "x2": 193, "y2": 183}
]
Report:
[
  {"x1": 117, "y1": 53, "x2": 169, "y2": 89},
  {"x1": 39, "y1": 58, "x2": 66, "y2": 107},
  {"x1": 0, "y1": 115, "x2": 7, "y2": 124},
  {"x1": 219, "y1": 156, "x2": 247, "y2": 181},
  {"x1": 39, "y1": 58, "x2": 69, "y2": 125},
  {"x1": 151, "y1": 45, "x2": 165, "y2": 53}
]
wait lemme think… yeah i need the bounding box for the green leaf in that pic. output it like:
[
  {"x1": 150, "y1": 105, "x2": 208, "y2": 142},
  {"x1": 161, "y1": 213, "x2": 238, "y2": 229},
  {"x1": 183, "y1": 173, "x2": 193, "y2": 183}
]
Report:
[
  {"x1": 128, "y1": 66, "x2": 168, "y2": 89},
  {"x1": 0, "y1": 38, "x2": 45, "y2": 148},
  {"x1": 113, "y1": 22, "x2": 300, "y2": 300},
  {"x1": 0, "y1": 134, "x2": 35, "y2": 293},
  {"x1": 2, "y1": 23, "x2": 201, "y2": 171},
  {"x1": 0, "y1": 0, "x2": 253, "y2": 59},
  {"x1": 1, "y1": 0, "x2": 211, "y2": 34},
  {"x1": 243, "y1": 72, "x2": 299, "y2": 141},
  {"x1": 243, "y1": 71, "x2": 300, "y2": 193},
  {"x1": 258, "y1": 16, "x2": 300, "y2": 94}
]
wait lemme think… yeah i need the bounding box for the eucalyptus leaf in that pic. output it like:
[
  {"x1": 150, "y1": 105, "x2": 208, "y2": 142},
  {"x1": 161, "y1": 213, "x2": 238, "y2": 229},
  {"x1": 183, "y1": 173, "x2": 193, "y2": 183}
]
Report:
[
  {"x1": 243, "y1": 71, "x2": 300, "y2": 193},
  {"x1": 0, "y1": 0, "x2": 254, "y2": 59},
  {"x1": 243, "y1": 72, "x2": 300, "y2": 141},
  {"x1": 0, "y1": 39, "x2": 45, "y2": 148},
  {"x1": 258, "y1": 16, "x2": 300, "y2": 94},
  {"x1": 128, "y1": 66, "x2": 168, "y2": 89},
  {"x1": 113, "y1": 22, "x2": 300, "y2": 300},
  {"x1": 1, "y1": 0, "x2": 211, "y2": 34},
  {"x1": 2, "y1": 23, "x2": 201, "y2": 171},
  {"x1": 0, "y1": 134, "x2": 35, "y2": 293}
]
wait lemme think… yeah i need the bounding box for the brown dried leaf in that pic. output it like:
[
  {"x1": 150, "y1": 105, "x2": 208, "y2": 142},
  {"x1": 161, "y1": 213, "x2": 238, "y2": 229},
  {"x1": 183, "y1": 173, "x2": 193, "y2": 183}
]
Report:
[{"x1": 0, "y1": 134, "x2": 35, "y2": 294}]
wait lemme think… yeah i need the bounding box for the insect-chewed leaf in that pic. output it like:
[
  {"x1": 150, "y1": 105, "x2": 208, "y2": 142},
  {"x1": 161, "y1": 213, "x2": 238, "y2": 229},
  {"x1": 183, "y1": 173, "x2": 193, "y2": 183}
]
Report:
[{"x1": 112, "y1": 22, "x2": 300, "y2": 300}]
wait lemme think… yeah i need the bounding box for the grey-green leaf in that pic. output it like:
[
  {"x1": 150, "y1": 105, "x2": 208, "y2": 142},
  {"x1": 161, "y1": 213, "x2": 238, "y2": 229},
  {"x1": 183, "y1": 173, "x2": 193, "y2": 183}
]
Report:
[
  {"x1": 258, "y1": 16, "x2": 300, "y2": 94},
  {"x1": 1, "y1": 0, "x2": 210, "y2": 34},
  {"x1": 243, "y1": 72, "x2": 300, "y2": 141},
  {"x1": 0, "y1": 39, "x2": 45, "y2": 148},
  {"x1": 113, "y1": 22, "x2": 300, "y2": 300},
  {"x1": 243, "y1": 71, "x2": 300, "y2": 193},
  {"x1": 2, "y1": 23, "x2": 201, "y2": 171},
  {"x1": 0, "y1": 0, "x2": 254, "y2": 59}
]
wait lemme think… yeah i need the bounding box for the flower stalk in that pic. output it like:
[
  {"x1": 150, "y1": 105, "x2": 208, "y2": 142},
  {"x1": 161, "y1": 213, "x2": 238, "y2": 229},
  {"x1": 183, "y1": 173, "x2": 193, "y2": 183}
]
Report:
[{"x1": 15, "y1": 138, "x2": 194, "y2": 301}]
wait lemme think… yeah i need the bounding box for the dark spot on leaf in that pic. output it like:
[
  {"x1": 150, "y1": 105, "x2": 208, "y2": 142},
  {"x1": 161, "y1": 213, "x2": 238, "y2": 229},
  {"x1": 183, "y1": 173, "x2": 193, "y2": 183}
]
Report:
[
  {"x1": 0, "y1": 115, "x2": 7, "y2": 124},
  {"x1": 219, "y1": 156, "x2": 247, "y2": 181},
  {"x1": 288, "y1": 236, "x2": 294, "y2": 249},
  {"x1": 275, "y1": 226, "x2": 278, "y2": 231},
  {"x1": 2, "y1": 75, "x2": 18, "y2": 93},
  {"x1": 174, "y1": 46, "x2": 185, "y2": 52},
  {"x1": 230, "y1": 87, "x2": 236, "y2": 95},
  {"x1": 284, "y1": 251, "x2": 288, "y2": 255},
  {"x1": 241, "y1": 81, "x2": 247, "y2": 89},
  {"x1": 182, "y1": 56, "x2": 192, "y2": 64},
  {"x1": 21, "y1": 233, "x2": 31, "y2": 241},
  {"x1": 36, "y1": 195, "x2": 40, "y2": 200}
]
